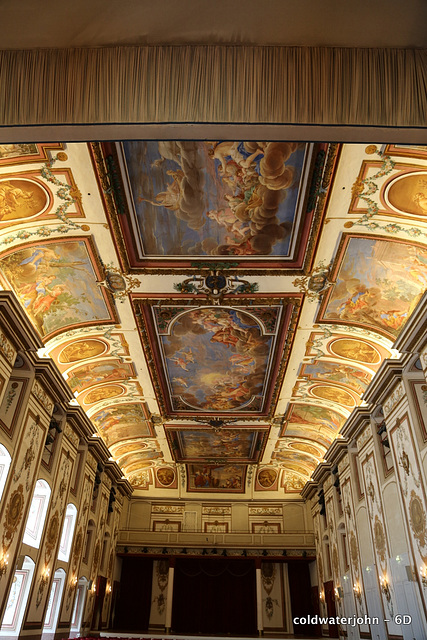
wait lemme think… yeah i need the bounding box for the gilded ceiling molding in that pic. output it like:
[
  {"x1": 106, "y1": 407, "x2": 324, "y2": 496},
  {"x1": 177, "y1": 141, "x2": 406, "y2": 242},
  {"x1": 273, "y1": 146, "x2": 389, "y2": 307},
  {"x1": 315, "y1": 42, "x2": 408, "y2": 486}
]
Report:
[
  {"x1": 91, "y1": 141, "x2": 339, "y2": 276},
  {"x1": 133, "y1": 296, "x2": 302, "y2": 421}
]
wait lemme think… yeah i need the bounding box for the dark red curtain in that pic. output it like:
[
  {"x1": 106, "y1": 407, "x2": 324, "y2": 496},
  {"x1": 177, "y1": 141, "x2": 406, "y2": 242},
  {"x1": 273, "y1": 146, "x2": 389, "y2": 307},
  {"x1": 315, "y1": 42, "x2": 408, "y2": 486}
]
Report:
[
  {"x1": 172, "y1": 558, "x2": 256, "y2": 635},
  {"x1": 287, "y1": 561, "x2": 318, "y2": 636},
  {"x1": 114, "y1": 556, "x2": 153, "y2": 631}
]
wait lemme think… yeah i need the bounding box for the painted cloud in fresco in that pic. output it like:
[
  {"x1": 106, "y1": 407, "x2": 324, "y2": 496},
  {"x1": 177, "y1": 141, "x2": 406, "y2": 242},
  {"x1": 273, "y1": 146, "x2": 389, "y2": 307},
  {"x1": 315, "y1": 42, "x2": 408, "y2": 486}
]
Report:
[
  {"x1": 123, "y1": 140, "x2": 306, "y2": 257},
  {"x1": 158, "y1": 307, "x2": 278, "y2": 413}
]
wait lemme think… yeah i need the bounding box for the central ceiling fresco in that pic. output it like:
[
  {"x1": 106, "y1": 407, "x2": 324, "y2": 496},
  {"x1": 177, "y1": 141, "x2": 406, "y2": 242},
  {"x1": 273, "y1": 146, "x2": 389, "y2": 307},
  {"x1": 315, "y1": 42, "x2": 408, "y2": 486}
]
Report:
[{"x1": 0, "y1": 140, "x2": 426, "y2": 498}]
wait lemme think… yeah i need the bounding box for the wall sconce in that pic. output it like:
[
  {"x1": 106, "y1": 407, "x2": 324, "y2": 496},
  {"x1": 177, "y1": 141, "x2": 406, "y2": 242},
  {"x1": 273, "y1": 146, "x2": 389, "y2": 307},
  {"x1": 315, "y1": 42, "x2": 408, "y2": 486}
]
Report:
[
  {"x1": 334, "y1": 587, "x2": 340, "y2": 601},
  {"x1": 0, "y1": 552, "x2": 9, "y2": 577},
  {"x1": 70, "y1": 575, "x2": 78, "y2": 590},
  {"x1": 353, "y1": 582, "x2": 362, "y2": 605},
  {"x1": 420, "y1": 566, "x2": 427, "y2": 588},
  {"x1": 319, "y1": 590, "x2": 325, "y2": 603},
  {"x1": 91, "y1": 581, "x2": 97, "y2": 594},
  {"x1": 379, "y1": 575, "x2": 391, "y2": 602},
  {"x1": 106, "y1": 582, "x2": 112, "y2": 594},
  {"x1": 41, "y1": 566, "x2": 50, "y2": 587},
  {"x1": 36, "y1": 566, "x2": 51, "y2": 608}
]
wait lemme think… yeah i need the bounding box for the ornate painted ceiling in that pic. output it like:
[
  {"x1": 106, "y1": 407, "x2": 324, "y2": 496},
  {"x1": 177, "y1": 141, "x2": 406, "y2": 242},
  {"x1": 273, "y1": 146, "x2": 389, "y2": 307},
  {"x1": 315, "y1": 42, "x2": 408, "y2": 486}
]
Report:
[{"x1": 0, "y1": 141, "x2": 426, "y2": 499}]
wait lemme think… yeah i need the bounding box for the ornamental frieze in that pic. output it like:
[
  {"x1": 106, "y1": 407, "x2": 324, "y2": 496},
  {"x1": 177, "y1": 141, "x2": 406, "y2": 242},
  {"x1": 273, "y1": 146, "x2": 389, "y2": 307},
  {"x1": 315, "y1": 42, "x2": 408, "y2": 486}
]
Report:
[
  {"x1": 249, "y1": 506, "x2": 282, "y2": 516},
  {"x1": 0, "y1": 328, "x2": 16, "y2": 365},
  {"x1": 31, "y1": 380, "x2": 54, "y2": 414},
  {"x1": 152, "y1": 504, "x2": 184, "y2": 514},
  {"x1": 383, "y1": 381, "x2": 405, "y2": 417}
]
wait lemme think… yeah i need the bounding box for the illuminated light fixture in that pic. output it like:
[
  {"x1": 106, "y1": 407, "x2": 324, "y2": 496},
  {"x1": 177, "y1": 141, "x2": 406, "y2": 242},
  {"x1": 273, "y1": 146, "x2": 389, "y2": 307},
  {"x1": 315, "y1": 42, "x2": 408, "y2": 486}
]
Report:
[
  {"x1": 420, "y1": 565, "x2": 427, "y2": 588},
  {"x1": 106, "y1": 582, "x2": 112, "y2": 594},
  {"x1": 36, "y1": 565, "x2": 51, "y2": 607},
  {"x1": 334, "y1": 587, "x2": 340, "y2": 600},
  {"x1": 379, "y1": 575, "x2": 391, "y2": 602},
  {"x1": 319, "y1": 590, "x2": 325, "y2": 603},
  {"x1": 70, "y1": 575, "x2": 78, "y2": 590},
  {"x1": 353, "y1": 582, "x2": 362, "y2": 605},
  {"x1": 0, "y1": 552, "x2": 9, "y2": 577}
]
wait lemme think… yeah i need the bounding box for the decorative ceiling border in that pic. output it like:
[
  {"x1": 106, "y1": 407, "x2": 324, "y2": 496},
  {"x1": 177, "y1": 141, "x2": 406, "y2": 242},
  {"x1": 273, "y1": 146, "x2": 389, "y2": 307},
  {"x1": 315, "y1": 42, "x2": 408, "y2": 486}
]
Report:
[
  {"x1": 90, "y1": 141, "x2": 340, "y2": 276},
  {"x1": 133, "y1": 294, "x2": 302, "y2": 421}
]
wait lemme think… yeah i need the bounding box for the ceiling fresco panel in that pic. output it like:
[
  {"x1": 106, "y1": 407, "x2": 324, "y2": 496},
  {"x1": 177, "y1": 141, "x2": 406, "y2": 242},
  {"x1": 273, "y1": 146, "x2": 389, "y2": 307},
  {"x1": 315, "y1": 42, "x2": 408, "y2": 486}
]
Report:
[
  {"x1": 65, "y1": 358, "x2": 136, "y2": 394},
  {"x1": 0, "y1": 170, "x2": 84, "y2": 228},
  {"x1": 317, "y1": 234, "x2": 427, "y2": 338},
  {"x1": 0, "y1": 143, "x2": 64, "y2": 166},
  {"x1": 297, "y1": 360, "x2": 371, "y2": 394},
  {"x1": 187, "y1": 463, "x2": 247, "y2": 493},
  {"x1": 0, "y1": 237, "x2": 117, "y2": 340},
  {"x1": 255, "y1": 467, "x2": 279, "y2": 491},
  {"x1": 135, "y1": 299, "x2": 300, "y2": 418},
  {"x1": 384, "y1": 145, "x2": 427, "y2": 160},
  {"x1": 165, "y1": 426, "x2": 268, "y2": 463},
  {"x1": 94, "y1": 141, "x2": 339, "y2": 272},
  {"x1": 154, "y1": 467, "x2": 178, "y2": 489},
  {"x1": 49, "y1": 331, "x2": 130, "y2": 368},
  {"x1": 304, "y1": 330, "x2": 391, "y2": 369},
  {"x1": 91, "y1": 401, "x2": 155, "y2": 447},
  {"x1": 283, "y1": 402, "x2": 346, "y2": 433}
]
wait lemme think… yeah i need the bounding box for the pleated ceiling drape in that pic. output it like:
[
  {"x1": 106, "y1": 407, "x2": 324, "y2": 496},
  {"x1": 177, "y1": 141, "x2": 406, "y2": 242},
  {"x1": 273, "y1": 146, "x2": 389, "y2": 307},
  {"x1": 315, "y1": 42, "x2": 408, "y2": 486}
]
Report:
[{"x1": 0, "y1": 46, "x2": 426, "y2": 127}]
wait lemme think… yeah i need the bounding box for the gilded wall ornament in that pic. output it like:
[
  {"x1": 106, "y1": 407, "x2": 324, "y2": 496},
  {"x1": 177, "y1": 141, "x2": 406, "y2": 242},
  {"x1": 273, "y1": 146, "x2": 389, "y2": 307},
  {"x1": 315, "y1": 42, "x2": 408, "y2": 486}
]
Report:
[
  {"x1": 318, "y1": 553, "x2": 324, "y2": 584},
  {"x1": 93, "y1": 540, "x2": 101, "y2": 570},
  {"x1": 349, "y1": 532, "x2": 359, "y2": 574},
  {"x1": 399, "y1": 450, "x2": 410, "y2": 476},
  {"x1": 98, "y1": 262, "x2": 141, "y2": 303},
  {"x1": 409, "y1": 492, "x2": 427, "y2": 547},
  {"x1": 292, "y1": 261, "x2": 333, "y2": 301},
  {"x1": 1, "y1": 485, "x2": 25, "y2": 568},
  {"x1": 173, "y1": 271, "x2": 258, "y2": 306},
  {"x1": 367, "y1": 481, "x2": 375, "y2": 503},
  {"x1": 332, "y1": 544, "x2": 339, "y2": 577},
  {"x1": 45, "y1": 511, "x2": 60, "y2": 558},
  {"x1": 373, "y1": 516, "x2": 387, "y2": 564}
]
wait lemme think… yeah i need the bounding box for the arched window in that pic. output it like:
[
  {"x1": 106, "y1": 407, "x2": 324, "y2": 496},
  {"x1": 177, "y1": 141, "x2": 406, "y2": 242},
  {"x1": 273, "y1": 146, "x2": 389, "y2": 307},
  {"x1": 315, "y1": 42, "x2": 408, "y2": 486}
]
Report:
[
  {"x1": 70, "y1": 577, "x2": 89, "y2": 635},
  {"x1": 0, "y1": 556, "x2": 35, "y2": 637},
  {"x1": 57, "y1": 503, "x2": 77, "y2": 562},
  {"x1": 42, "y1": 568, "x2": 66, "y2": 636},
  {"x1": 23, "y1": 479, "x2": 51, "y2": 549},
  {"x1": 0, "y1": 443, "x2": 11, "y2": 501},
  {"x1": 83, "y1": 519, "x2": 96, "y2": 565}
]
